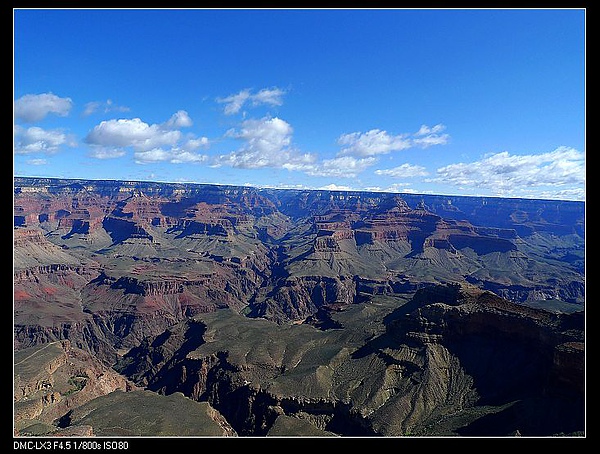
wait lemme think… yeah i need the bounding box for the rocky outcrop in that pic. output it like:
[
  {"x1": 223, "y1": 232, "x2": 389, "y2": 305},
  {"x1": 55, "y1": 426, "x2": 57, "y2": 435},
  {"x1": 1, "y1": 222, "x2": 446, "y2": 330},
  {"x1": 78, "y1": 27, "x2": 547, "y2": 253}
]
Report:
[
  {"x1": 266, "y1": 188, "x2": 585, "y2": 238},
  {"x1": 15, "y1": 344, "x2": 236, "y2": 438},
  {"x1": 64, "y1": 389, "x2": 237, "y2": 436},
  {"x1": 13, "y1": 228, "x2": 89, "y2": 270},
  {"x1": 111, "y1": 284, "x2": 584, "y2": 436},
  {"x1": 478, "y1": 281, "x2": 585, "y2": 305},
  {"x1": 14, "y1": 340, "x2": 134, "y2": 434},
  {"x1": 378, "y1": 284, "x2": 585, "y2": 434},
  {"x1": 248, "y1": 275, "x2": 357, "y2": 323},
  {"x1": 103, "y1": 216, "x2": 155, "y2": 243},
  {"x1": 301, "y1": 198, "x2": 520, "y2": 258}
]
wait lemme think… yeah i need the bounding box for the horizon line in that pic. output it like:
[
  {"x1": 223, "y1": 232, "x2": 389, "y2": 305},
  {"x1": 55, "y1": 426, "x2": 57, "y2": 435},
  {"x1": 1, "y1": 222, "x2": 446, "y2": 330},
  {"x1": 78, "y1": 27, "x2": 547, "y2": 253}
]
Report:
[{"x1": 13, "y1": 174, "x2": 586, "y2": 204}]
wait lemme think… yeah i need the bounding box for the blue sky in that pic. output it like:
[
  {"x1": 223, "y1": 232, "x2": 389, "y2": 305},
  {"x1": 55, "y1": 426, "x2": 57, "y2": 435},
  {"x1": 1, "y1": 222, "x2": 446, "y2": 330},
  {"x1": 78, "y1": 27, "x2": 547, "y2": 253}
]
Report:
[{"x1": 13, "y1": 8, "x2": 585, "y2": 200}]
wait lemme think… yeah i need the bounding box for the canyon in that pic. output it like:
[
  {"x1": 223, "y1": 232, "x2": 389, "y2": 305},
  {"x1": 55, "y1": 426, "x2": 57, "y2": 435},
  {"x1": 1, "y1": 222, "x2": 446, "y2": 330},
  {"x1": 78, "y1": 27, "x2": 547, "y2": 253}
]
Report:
[{"x1": 13, "y1": 177, "x2": 585, "y2": 437}]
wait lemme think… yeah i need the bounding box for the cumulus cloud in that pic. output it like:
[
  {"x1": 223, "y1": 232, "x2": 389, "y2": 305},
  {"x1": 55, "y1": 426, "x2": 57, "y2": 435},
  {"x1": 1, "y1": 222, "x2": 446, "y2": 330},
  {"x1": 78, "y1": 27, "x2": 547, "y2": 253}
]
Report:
[
  {"x1": 163, "y1": 110, "x2": 193, "y2": 129},
  {"x1": 374, "y1": 163, "x2": 429, "y2": 178},
  {"x1": 134, "y1": 148, "x2": 209, "y2": 164},
  {"x1": 211, "y1": 118, "x2": 451, "y2": 180},
  {"x1": 14, "y1": 93, "x2": 73, "y2": 123},
  {"x1": 312, "y1": 124, "x2": 448, "y2": 177},
  {"x1": 184, "y1": 136, "x2": 210, "y2": 151},
  {"x1": 431, "y1": 146, "x2": 585, "y2": 196},
  {"x1": 84, "y1": 111, "x2": 209, "y2": 164},
  {"x1": 365, "y1": 183, "x2": 430, "y2": 194},
  {"x1": 215, "y1": 116, "x2": 315, "y2": 170},
  {"x1": 217, "y1": 87, "x2": 286, "y2": 115},
  {"x1": 85, "y1": 118, "x2": 181, "y2": 150},
  {"x1": 85, "y1": 111, "x2": 194, "y2": 150},
  {"x1": 82, "y1": 99, "x2": 130, "y2": 116},
  {"x1": 214, "y1": 119, "x2": 448, "y2": 179},
  {"x1": 412, "y1": 123, "x2": 450, "y2": 148},
  {"x1": 364, "y1": 184, "x2": 422, "y2": 194},
  {"x1": 529, "y1": 187, "x2": 586, "y2": 201},
  {"x1": 228, "y1": 116, "x2": 292, "y2": 152},
  {"x1": 337, "y1": 124, "x2": 449, "y2": 157},
  {"x1": 386, "y1": 186, "x2": 421, "y2": 194},
  {"x1": 133, "y1": 148, "x2": 172, "y2": 163},
  {"x1": 337, "y1": 129, "x2": 412, "y2": 157},
  {"x1": 14, "y1": 125, "x2": 77, "y2": 155}
]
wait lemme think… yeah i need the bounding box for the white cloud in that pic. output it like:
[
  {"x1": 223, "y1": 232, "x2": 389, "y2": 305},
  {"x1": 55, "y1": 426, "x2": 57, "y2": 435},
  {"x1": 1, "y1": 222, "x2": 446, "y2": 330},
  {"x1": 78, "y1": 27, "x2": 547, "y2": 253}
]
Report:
[
  {"x1": 216, "y1": 116, "x2": 315, "y2": 169},
  {"x1": 82, "y1": 102, "x2": 101, "y2": 116},
  {"x1": 306, "y1": 156, "x2": 378, "y2": 178},
  {"x1": 412, "y1": 133, "x2": 450, "y2": 148},
  {"x1": 250, "y1": 87, "x2": 286, "y2": 107},
  {"x1": 25, "y1": 158, "x2": 48, "y2": 166},
  {"x1": 524, "y1": 187, "x2": 586, "y2": 201},
  {"x1": 14, "y1": 93, "x2": 73, "y2": 123},
  {"x1": 82, "y1": 99, "x2": 130, "y2": 116},
  {"x1": 14, "y1": 125, "x2": 77, "y2": 155},
  {"x1": 337, "y1": 129, "x2": 412, "y2": 157},
  {"x1": 88, "y1": 147, "x2": 127, "y2": 159},
  {"x1": 217, "y1": 87, "x2": 286, "y2": 115},
  {"x1": 280, "y1": 155, "x2": 319, "y2": 172},
  {"x1": 431, "y1": 146, "x2": 585, "y2": 196},
  {"x1": 134, "y1": 147, "x2": 208, "y2": 164},
  {"x1": 135, "y1": 130, "x2": 182, "y2": 151},
  {"x1": 84, "y1": 112, "x2": 210, "y2": 162},
  {"x1": 313, "y1": 123, "x2": 449, "y2": 177},
  {"x1": 169, "y1": 150, "x2": 209, "y2": 164},
  {"x1": 381, "y1": 184, "x2": 420, "y2": 194},
  {"x1": 337, "y1": 124, "x2": 449, "y2": 157},
  {"x1": 133, "y1": 148, "x2": 172, "y2": 164},
  {"x1": 85, "y1": 117, "x2": 182, "y2": 151},
  {"x1": 184, "y1": 136, "x2": 210, "y2": 151},
  {"x1": 217, "y1": 90, "x2": 251, "y2": 115},
  {"x1": 86, "y1": 118, "x2": 156, "y2": 148},
  {"x1": 163, "y1": 110, "x2": 193, "y2": 129},
  {"x1": 319, "y1": 183, "x2": 355, "y2": 191},
  {"x1": 213, "y1": 119, "x2": 447, "y2": 179},
  {"x1": 389, "y1": 187, "x2": 421, "y2": 194},
  {"x1": 415, "y1": 124, "x2": 445, "y2": 136},
  {"x1": 229, "y1": 116, "x2": 292, "y2": 150},
  {"x1": 375, "y1": 163, "x2": 429, "y2": 178},
  {"x1": 212, "y1": 118, "x2": 450, "y2": 180}
]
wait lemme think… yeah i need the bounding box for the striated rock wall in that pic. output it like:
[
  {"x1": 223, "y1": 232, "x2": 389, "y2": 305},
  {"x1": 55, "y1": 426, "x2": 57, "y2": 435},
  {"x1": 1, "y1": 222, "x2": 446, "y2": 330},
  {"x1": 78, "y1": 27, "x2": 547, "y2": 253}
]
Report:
[{"x1": 249, "y1": 275, "x2": 357, "y2": 322}]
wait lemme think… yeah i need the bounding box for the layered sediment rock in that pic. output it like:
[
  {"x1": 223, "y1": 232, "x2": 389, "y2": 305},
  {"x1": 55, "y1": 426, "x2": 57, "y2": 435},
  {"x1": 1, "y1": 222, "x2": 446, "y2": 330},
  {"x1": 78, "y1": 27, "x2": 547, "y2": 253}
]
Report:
[{"x1": 13, "y1": 178, "x2": 585, "y2": 436}]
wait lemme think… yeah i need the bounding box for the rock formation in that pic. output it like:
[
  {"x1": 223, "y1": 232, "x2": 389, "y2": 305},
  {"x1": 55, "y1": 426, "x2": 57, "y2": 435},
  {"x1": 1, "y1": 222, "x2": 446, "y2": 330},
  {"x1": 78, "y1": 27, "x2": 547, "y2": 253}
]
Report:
[{"x1": 13, "y1": 177, "x2": 585, "y2": 437}]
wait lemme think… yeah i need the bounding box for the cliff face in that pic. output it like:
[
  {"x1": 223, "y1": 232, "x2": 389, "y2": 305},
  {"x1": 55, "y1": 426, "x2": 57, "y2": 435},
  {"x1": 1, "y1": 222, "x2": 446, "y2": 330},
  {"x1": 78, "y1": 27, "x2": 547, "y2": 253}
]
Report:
[
  {"x1": 13, "y1": 177, "x2": 585, "y2": 437},
  {"x1": 386, "y1": 285, "x2": 584, "y2": 396},
  {"x1": 248, "y1": 275, "x2": 358, "y2": 322},
  {"x1": 14, "y1": 341, "x2": 236, "y2": 437},
  {"x1": 111, "y1": 284, "x2": 584, "y2": 437},
  {"x1": 13, "y1": 176, "x2": 584, "y2": 344},
  {"x1": 14, "y1": 340, "x2": 133, "y2": 435}
]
